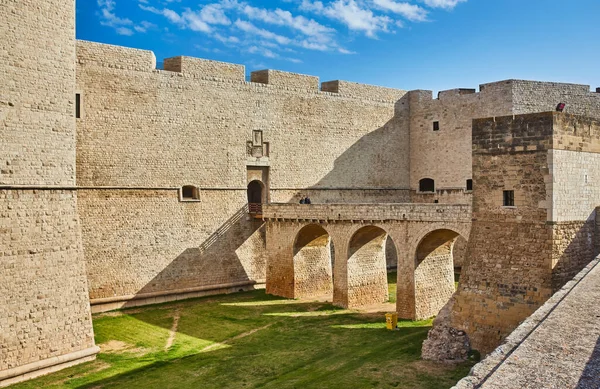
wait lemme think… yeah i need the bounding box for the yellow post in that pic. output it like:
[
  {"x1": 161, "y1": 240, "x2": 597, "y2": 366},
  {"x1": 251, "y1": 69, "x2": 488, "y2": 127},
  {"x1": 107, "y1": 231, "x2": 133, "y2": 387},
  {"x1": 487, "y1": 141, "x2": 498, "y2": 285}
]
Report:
[{"x1": 385, "y1": 313, "x2": 398, "y2": 330}]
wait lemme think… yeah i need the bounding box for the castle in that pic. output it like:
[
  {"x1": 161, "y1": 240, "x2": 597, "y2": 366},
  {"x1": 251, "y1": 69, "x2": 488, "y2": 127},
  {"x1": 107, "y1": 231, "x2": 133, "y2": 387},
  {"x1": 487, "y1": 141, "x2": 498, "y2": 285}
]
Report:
[{"x1": 2, "y1": 1, "x2": 600, "y2": 387}]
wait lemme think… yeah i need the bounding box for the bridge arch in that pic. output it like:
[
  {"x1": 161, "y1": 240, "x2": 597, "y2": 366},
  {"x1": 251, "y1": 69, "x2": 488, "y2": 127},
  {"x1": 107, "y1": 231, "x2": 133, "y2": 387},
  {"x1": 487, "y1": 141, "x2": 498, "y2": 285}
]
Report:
[
  {"x1": 413, "y1": 227, "x2": 468, "y2": 319},
  {"x1": 347, "y1": 225, "x2": 390, "y2": 307},
  {"x1": 293, "y1": 224, "x2": 334, "y2": 298}
]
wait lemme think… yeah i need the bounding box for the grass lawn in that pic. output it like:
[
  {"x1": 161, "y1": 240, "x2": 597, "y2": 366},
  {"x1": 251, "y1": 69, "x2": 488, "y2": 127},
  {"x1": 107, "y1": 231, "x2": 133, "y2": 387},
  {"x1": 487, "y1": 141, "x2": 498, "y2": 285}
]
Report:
[{"x1": 12, "y1": 273, "x2": 473, "y2": 389}]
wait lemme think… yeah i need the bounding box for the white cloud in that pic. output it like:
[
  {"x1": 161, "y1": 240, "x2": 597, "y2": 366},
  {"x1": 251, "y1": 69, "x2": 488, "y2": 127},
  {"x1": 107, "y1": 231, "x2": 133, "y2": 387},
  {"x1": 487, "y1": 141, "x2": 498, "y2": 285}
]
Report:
[
  {"x1": 301, "y1": 0, "x2": 391, "y2": 38},
  {"x1": 199, "y1": 3, "x2": 231, "y2": 25},
  {"x1": 373, "y1": 0, "x2": 428, "y2": 21},
  {"x1": 98, "y1": 0, "x2": 135, "y2": 35},
  {"x1": 116, "y1": 27, "x2": 134, "y2": 35},
  {"x1": 420, "y1": 0, "x2": 467, "y2": 9},
  {"x1": 182, "y1": 9, "x2": 212, "y2": 32},
  {"x1": 134, "y1": 20, "x2": 156, "y2": 33},
  {"x1": 234, "y1": 19, "x2": 292, "y2": 45},
  {"x1": 214, "y1": 33, "x2": 241, "y2": 44}
]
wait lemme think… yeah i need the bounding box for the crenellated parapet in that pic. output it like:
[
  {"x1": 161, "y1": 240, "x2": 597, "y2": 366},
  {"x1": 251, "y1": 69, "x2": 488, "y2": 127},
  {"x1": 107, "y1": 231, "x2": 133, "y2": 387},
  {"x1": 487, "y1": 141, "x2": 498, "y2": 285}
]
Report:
[
  {"x1": 75, "y1": 40, "x2": 406, "y2": 101},
  {"x1": 77, "y1": 40, "x2": 156, "y2": 71},
  {"x1": 164, "y1": 56, "x2": 245, "y2": 81},
  {"x1": 251, "y1": 69, "x2": 319, "y2": 91},
  {"x1": 321, "y1": 80, "x2": 407, "y2": 102}
]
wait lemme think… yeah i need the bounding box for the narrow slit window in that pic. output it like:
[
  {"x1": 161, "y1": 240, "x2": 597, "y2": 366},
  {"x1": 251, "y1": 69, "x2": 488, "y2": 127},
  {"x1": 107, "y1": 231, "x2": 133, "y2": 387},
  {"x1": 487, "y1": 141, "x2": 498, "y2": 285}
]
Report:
[
  {"x1": 75, "y1": 93, "x2": 81, "y2": 119},
  {"x1": 503, "y1": 190, "x2": 514, "y2": 207},
  {"x1": 466, "y1": 179, "x2": 473, "y2": 191},
  {"x1": 433, "y1": 121, "x2": 440, "y2": 131}
]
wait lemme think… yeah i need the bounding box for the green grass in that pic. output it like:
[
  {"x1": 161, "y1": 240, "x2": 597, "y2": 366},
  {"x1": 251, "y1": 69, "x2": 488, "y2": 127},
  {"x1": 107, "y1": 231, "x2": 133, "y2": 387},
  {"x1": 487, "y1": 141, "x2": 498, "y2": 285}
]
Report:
[
  {"x1": 388, "y1": 271, "x2": 397, "y2": 303},
  {"x1": 12, "y1": 275, "x2": 473, "y2": 389}
]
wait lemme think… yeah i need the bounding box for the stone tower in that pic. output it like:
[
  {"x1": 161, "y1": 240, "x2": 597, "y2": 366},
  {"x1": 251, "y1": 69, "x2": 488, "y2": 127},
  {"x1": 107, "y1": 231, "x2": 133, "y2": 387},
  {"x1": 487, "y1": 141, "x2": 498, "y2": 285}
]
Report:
[
  {"x1": 449, "y1": 112, "x2": 600, "y2": 354},
  {"x1": 0, "y1": 1, "x2": 98, "y2": 386}
]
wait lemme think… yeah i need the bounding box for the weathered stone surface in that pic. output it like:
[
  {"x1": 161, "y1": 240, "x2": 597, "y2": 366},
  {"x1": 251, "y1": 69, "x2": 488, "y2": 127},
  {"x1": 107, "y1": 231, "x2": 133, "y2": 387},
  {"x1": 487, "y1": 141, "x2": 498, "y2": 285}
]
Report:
[
  {"x1": 427, "y1": 112, "x2": 600, "y2": 358},
  {"x1": 422, "y1": 297, "x2": 470, "y2": 362}
]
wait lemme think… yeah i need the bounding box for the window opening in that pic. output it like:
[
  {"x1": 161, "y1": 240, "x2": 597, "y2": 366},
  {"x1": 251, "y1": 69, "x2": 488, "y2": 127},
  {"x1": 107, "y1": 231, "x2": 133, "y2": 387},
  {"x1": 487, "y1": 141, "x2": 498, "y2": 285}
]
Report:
[
  {"x1": 466, "y1": 179, "x2": 473, "y2": 191},
  {"x1": 75, "y1": 93, "x2": 81, "y2": 119},
  {"x1": 433, "y1": 121, "x2": 440, "y2": 131},
  {"x1": 503, "y1": 190, "x2": 514, "y2": 207},
  {"x1": 181, "y1": 185, "x2": 199, "y2": 201},
  {"x1": 419, "y1": 178, "x2": 435, "y2": 193}
]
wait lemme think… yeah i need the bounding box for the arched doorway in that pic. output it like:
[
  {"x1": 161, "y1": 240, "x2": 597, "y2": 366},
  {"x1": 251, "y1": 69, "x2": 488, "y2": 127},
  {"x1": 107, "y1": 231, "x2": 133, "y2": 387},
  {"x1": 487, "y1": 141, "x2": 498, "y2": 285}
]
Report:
[
  {"x1": 247, "y1": 180, "x2": 264, "y2": 214},
  {"x1": 414, "y1": 229, "x2": 465, "y2": 319},
  {"x1": 293, "y1": 224, "x2": 334, "y2": 298},
  {"x1": 347, "y1": 226, "x2": 389, "y2": 307}
]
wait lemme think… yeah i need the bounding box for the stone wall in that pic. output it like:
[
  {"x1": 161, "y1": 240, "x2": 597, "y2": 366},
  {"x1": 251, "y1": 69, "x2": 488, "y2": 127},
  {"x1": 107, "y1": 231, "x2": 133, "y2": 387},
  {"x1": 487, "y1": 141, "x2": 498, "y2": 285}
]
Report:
[
  {"x1": 512, "y1": 80, "x2": 600, "y2": 118},
  {"x1": 0, "y1": 191, "x2": 95, "y2": 377},
  {"x1": 79, "y1": 189, "x2": 266, "y2": 306},
  {"x1": 446, "y1": 112, "x2": 600, "y2": 355},
  {"x1": 407, "y1": 81, "x2": 514, "y2": 193},
  {"x1": 451, "y1": 113, "x2": 555, "y2": 354},
  {"x1": 75, "y1": 40, "x2": 409, "y2": 306},
  {"x1": 548, "y1": 114, "x2": 600, "y2": 290},
  {"x1": 0, "y1": 1, "x2": 97, "y2": 386}
]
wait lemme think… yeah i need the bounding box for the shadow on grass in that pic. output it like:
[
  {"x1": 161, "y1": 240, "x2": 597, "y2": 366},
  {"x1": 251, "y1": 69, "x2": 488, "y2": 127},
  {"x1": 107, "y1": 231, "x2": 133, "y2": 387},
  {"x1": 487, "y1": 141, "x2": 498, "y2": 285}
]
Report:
[{"x1": 13, "y1": 288, "x2": 472, "y2": 389}]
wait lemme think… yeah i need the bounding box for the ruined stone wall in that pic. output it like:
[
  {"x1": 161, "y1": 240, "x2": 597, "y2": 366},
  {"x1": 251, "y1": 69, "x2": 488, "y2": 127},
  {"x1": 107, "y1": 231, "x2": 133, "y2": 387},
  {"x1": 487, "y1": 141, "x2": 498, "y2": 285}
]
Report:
[
  {"x1": 75, "y1": 41, "x2": 409, "y2": 305},
  {"x1": 0, "y1": 1, "x2": 97, "y2": 385}
]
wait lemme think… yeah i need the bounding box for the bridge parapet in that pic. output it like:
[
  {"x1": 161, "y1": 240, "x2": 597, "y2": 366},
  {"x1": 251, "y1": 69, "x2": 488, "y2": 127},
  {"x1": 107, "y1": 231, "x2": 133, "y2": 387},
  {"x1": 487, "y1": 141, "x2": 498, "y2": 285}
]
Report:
[{"x1": 262, "y1": 203, "x2": 471, "y2": 223}]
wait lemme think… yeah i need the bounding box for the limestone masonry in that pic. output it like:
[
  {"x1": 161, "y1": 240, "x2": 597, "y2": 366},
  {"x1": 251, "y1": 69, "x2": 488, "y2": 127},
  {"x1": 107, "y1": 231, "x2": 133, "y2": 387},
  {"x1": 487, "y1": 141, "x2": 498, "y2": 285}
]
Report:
[{"x1": 2, "y1": 0, "x2": 600, "y2": 386}]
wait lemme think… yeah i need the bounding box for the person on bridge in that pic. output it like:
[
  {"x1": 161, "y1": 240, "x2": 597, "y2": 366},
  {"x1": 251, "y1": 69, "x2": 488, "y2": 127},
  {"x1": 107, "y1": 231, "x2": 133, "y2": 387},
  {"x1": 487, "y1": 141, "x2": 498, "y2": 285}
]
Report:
[
  {"x1": 305, "y1": 196, "x2": 311, "y2": 204},
  {"x1": 299, "y1": 196, "x2": 305, "y2": 204}
]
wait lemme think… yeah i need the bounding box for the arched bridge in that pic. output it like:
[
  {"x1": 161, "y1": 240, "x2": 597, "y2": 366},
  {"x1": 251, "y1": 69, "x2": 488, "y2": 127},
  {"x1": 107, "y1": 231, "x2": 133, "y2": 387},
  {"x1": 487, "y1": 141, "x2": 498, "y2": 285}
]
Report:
[{"x1": 262, "y1": 203, "x2": 471, "y2": 320}]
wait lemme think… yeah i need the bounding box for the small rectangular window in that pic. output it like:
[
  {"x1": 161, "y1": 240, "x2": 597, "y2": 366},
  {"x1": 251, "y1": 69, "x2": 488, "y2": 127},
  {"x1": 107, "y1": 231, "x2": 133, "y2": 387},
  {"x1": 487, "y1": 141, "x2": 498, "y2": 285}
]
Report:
[
  {"x1": 75, "y1": 93, "x2": 81, "y2": 119},
  {"x1": 433, "y1": 121, "x2": 440, "y2": 131},
  {"x1": 503, "y1": 190, "x2": 514, "y2": 207},
  {"x1": 466, "y1": 179, "x2": 473, "y2": 191},
  {"x1": 181, "y1": 185, "x2": 200, "y2": 201}
]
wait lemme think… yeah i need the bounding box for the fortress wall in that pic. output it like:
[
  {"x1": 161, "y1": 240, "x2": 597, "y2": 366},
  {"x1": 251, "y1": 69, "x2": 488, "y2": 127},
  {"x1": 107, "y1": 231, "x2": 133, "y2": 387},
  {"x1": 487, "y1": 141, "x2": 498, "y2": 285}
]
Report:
[
  {"x1": 0, "y1": 1, "x2": 97, "y2": 385},
  {"x1": 75, "y1": 41, "x2": 409, "y2": 303},
  {"x1": 1, "y1": 2, "x2": 81, "y2": 186},
  {"x1": 164, "y1": 56, "x2": 244, "y2": 81},
  {"x1": 76, "y1": 41, "x2": 409, "y2": 191},
  {"x1": 251, "y1": 69, "x2": 319, "y2": 91},
  {"x1": 0, "y1": 191, "x2": 96, "y2": 376},
  {"x1": 549, "y1": 114, "x2": 600, "y2": 290},
  {"x1": 407, "y1": 82, "x2": 514, "y2": 193},
  {"x1": 78, "y1": 189, "x2": 266, "y2": 302},
  {"x1": 451, "y1": 113, "x2": 556, "y2": 354},
  {"x1": 512, "y1": 80, "x2": 600, "y2": 118},
  {"x1": 321, "y1": 80, "x2": 407, "y2": 102},
  {"x1": 77, "y1": 40, "x2": 156, "y2": 72}
]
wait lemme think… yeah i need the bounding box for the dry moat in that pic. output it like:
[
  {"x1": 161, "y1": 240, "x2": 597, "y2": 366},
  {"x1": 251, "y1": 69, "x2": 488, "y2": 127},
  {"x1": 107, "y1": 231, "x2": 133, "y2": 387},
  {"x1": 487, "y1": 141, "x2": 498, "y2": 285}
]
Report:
[{"x1": 10, "y1": 274, "x2": 474, "y2": 389}]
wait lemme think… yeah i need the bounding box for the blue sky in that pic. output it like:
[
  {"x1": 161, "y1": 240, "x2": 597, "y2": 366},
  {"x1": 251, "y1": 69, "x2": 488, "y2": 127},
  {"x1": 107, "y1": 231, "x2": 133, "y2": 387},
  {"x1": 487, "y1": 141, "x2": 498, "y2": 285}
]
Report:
[{"x1": 77, "y1": 0, "x2": 600, "y2": 92}]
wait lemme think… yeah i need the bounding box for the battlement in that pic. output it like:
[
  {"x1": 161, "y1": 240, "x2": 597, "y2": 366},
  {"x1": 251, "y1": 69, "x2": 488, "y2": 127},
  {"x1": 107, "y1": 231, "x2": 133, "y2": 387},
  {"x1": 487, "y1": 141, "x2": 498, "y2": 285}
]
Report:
[
  {"x1": 75, "y1": 41, "x2": 406, "y2": 101},
  {"x1": 472, "y1": 112, "x2": 600, "y2": 155},
  {"x1": 164, "y1": 56, "x2": 245, "y2": 81},
  {"x1": 77, "y1": 40, "x2": 156, "y2": 71},
  {"x1": 321, "y1": 80, "x2": 407, "y2": 101},
  {"x1": 251, "y1": 69, "x2": 319, "y2": 91}
]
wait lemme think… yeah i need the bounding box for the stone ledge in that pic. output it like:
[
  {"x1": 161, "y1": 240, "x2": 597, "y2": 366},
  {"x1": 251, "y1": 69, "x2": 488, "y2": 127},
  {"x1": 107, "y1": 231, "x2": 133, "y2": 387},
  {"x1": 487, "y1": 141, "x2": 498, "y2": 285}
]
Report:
[
  {"x1": 0, "y1": 346, "x2": 100, "y2": 388},
  {"x1": 90, "y1": 280, "x2": 266, "y2": 313}
]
